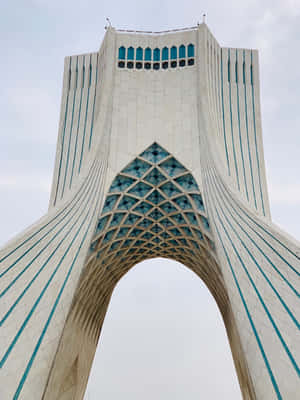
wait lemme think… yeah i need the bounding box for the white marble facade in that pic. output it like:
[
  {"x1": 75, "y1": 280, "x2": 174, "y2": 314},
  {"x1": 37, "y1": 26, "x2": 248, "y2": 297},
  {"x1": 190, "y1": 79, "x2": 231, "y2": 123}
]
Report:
[{"x1": 0, "y1": 24, "x2": 299, "y2": 399}]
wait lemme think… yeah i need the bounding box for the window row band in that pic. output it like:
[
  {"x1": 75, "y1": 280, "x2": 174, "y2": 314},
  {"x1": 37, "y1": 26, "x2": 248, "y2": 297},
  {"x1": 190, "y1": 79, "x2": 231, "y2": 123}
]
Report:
[
  {"x1": 118, "y1": 44, "x2": 195, "y2": 61},
  {"x1": 118, "y1": 59, "x2": 195, "y2": 70}
]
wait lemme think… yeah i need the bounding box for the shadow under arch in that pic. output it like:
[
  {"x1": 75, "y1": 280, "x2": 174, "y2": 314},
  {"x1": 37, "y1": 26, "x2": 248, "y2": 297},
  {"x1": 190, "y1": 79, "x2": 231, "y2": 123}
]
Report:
[{"x1": 43, "y1": 143, "x2": 256, "y2": 400}]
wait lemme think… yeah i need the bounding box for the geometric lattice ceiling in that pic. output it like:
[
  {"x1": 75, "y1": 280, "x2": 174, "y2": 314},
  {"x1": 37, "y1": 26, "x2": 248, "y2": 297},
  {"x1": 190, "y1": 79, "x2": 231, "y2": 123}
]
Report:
[{"x1": 88, "y1": 143, "x2": 215, "y2": 273}]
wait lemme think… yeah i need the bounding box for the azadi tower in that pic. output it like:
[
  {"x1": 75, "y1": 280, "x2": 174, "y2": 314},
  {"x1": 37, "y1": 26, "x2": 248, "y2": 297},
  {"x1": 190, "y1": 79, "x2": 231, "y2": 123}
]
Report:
[{"x1": 0, "y1": 23, "x2": 299, "y2": 400}]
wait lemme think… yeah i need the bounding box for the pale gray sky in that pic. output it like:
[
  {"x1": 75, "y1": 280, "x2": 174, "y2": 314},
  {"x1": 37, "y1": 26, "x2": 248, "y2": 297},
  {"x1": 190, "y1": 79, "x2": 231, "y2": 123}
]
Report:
[{"x1": 0, "y1": 1, "x2": 299, "y2": 399}]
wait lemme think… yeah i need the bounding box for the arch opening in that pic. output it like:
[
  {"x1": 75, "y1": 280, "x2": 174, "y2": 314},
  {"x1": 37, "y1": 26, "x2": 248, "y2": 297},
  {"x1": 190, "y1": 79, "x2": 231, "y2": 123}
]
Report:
[
  {"x1": 43, "y1": 143, "x2": 256, "y2": 400},
  {"x1": 84, "y1": 258, "x2": 243, "y2": 399}
]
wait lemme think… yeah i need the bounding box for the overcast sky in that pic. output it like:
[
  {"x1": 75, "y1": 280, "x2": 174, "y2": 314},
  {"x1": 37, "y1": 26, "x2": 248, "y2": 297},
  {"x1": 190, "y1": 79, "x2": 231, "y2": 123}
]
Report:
[{"x1": 1, "y1": 1, "x2": 300, "y2": 399}]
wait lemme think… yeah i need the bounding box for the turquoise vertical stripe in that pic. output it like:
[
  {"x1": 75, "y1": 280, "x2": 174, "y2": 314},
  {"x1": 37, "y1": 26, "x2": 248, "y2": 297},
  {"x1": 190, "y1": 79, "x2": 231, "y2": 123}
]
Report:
[
  {"x1": 210, "y1": 173, "x2": 300, "y2": 325},
  {"x1": 213, "y1": 222, "x2": 283, "y2": 400},
  {"x1": 53, "y1": 57, "x2": 72, "y2": 205},
  {"x1": 70, "y1": 55, "x2": 85, "y2": 188},
  {"x1": 228, "y1": 49, "x2": 240, "y2": 190},
  {"x1": 220, "y1": 50, "x2": 230, "y2": 174},
  {"x1": 88, "y1": 55, "x2": 98, "y2": 150},
  {"x1": 0, "y1": 166, "x2": 100, "y2": 368},
  {"x1": 213, "y1": 171, "x2": 300, "y2": 286},
  {"x1": 0, "y1": 161, "x2": 96, "y2": 277},
  {"x1": 12, "y1": 167, "x2": 101, "y2": 400},
  {"x1": 206, "y1": 169, "x2": 300, "y2": 375},
  {"x1": 79, "y1": 55, "x2": 91, "y2": 173},
  {"x1": 215, "y1": 204, "x2": 299, "y2": 376},
  {"x1": 61, "y1": 57, "x2": 79, "y2": 198},
  {"x1": 0, "y1": 166, "x2": 97, "y2": 301},
  {"x1": 243, "y1": 51, "x2": 257, "y2": 209},
  {"x1": 251, "y1": 51, "x2": 265, "y2": 216},
  {"x1": 236, "y1": 50, "x2": 249, "y2": 200},
  {"x1": 216, "y1": 171, "x2": 300, "y2": 267},
  {"x1": 204, "y1": 174, "x2": 282, "y2": 399}
]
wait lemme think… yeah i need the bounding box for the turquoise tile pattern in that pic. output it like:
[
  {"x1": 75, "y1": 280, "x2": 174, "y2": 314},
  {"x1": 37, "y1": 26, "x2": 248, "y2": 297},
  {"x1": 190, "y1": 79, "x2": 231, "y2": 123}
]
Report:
[{"x1": 89, "y1": 143, "x2": 213, "y2": 269}]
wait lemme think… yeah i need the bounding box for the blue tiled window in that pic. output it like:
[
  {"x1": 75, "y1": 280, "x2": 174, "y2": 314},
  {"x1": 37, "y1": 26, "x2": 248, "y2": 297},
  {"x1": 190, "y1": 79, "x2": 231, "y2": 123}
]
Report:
[
  {"x1": 118, "y1": 44, "x2": 195, "y2": 70},
  {"x1": 171, "y1": 46, "x2": 177, "y2": 59},
  {"x1": 188, "y1": 44, "x2": 194, "y2": 57},
  {"x1": 145, "y1": 47, "x2": 152, "y2": 61},
  {"x1": 162, "y1": 47, "x2": 169, "y2": 61},
  {"x1": 179, "y1": 45, "x2": 186, "y2": 58},
  {"x1": 118, "y1": 46, "x2": 125, "y2": 60},
  {"x1": 153, "y1": 48, "x2": 160, "y2": 61},
  {"x1": 136, "y1": 47, "x2": 143, "y2": 61},
  {"x1": 127, "y1": 47, "x2": 134, "y2": 60}
]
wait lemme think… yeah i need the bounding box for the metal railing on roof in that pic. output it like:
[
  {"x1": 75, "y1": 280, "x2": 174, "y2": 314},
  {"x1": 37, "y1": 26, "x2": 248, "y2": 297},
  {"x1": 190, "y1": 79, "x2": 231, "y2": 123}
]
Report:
[{"x1": 116, "y1": 26, "x2": 199, "y2": 35}]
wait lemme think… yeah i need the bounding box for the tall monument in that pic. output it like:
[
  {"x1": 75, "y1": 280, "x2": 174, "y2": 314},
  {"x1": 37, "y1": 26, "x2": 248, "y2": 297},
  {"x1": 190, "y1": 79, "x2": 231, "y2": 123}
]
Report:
[{"x1": 0, "y1": 24, "x2": 299, "y2": 399}]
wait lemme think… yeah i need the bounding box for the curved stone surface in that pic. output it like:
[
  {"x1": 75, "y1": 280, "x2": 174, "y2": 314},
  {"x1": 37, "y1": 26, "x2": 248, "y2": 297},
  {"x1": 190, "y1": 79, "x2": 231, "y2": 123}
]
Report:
[{"x1": 0, "y1": 24, "x2": 299, "y2": 400}]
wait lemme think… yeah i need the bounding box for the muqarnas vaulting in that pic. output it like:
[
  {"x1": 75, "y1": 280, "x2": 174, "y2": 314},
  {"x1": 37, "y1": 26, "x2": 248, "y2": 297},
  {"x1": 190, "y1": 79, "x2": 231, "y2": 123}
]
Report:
[{"x1": 0, "y1": 23, "x2": 299, "y2": 400}]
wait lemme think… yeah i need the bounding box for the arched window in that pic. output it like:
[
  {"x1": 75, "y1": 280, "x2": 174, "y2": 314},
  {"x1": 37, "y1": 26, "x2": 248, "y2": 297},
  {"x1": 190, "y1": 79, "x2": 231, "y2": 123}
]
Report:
[
  {"x1": 136, "y1": 47, "x2": 143, "y2": 61},
  {"x1": 171, "y1": 46, "x2": 177, "y2": 59},
  {"x1": 127, "y1": 47, "x2": 134, "y2": 60},
  {"x1": 243, "y1": 61, "x2": 246, "y2": 84},
  {"x1": 179, "y1": 45, "x2": 186, "y2": 58},
  {"x1": 118, "y1": 46, "x2": 125, "y2": 60},
  {"x1": 162, "y1": 47, "x2": 169, "y2": 61},
  {"x1": 145, "y1": 47, "x2": 152, "y2": 61},
  {"x1": 235, "y1": 61, "x2": 238, "y2": 83},
  {"x1": 188, "y1": 44, "x2": 194, "y2": 57},
  {"x1": 153, "y1": 48, "x2": 160, "y2": 61}
]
